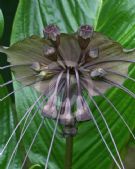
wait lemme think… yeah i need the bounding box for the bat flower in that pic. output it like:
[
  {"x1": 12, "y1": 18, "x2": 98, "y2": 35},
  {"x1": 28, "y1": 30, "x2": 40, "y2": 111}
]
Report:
[{"x1": 0, "y1": 24, "x2": 135, "y2": 169}]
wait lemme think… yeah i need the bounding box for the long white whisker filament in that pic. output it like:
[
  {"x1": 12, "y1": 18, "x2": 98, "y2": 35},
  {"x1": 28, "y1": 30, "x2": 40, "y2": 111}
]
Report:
[
  {"x1": 44, "y1": 110, "x2": 60, "y2": 169},
  {"x1": 8, "y1": 72, "x2": 63, "y2": 167},
  {"x1": 11, "y1": 77, "x2": 58, "y2": 162},
  {"x1": 18, "y1": 86, "x2": 54, "y2": 135},
  {"x1": 17, "y1": 74, "x2": 60, "y2": 138},
  {"x1": 0, "y1": 93, "x2": 44, "y2": 156},
  {"x1": 0, "y1": 79, "x2": 41, "y2": 101},
  {"x1": 0, "y1": 74, "x2": 38, "y2": 87},
  {"x1": 6, "y1": 98, "x2": 46, "y2": 169},
  {"x1": 88, "y1": 93, "x2": 125, "y2": 169},
  {"x1": 20, "y1": 76, "x2": 65, "y2": 169},
  {"x1": 20, "y1": 119, "x2": 44, "y2": 169},
  {"x1": 103, "y1": 78, "x2": 135, "y2": 99},
  {"x1": 94, "y1": 87, "x2": 135, "y2": 140},
  {"x1": 105, "y1": 69, "x2": 135, "y2": 82},
  {"x1": 83, "y1": 98, "x2": 122, "y2": 169}
]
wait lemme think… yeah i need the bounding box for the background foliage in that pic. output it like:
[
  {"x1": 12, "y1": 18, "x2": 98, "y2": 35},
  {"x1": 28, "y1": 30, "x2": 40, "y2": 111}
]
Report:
[{"x1": 0, "y1": 0, "x2": 135, "y2": 169}]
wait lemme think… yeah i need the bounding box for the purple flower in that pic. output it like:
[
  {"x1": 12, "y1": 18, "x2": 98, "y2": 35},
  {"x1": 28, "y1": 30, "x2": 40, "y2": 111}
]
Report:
[
  {"x1": 1, "y1": 24, "x2": 135, "y2": 133},
  {"x1": 78, "y1": 24, "x2": 93, "y2": 39},
  {"x1": 1, "y1": 24, "x2": 135, "y2": 169},
  {"x1": 75, "y1": 95, "x2": 91, "y2": 121},
  {"x1": 43, "y1": 24, "x2": 60, "y2": 41}
]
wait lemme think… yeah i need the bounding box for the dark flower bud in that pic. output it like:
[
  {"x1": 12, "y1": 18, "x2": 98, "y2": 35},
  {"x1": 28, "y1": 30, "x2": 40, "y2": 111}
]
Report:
[
  {"x1": 75, "y1": 95, "x2": 91, "y2": 121},
  {"x1": 90, "y1": 68, "x2": 107, "y2": 80},
  {"x1": 59, "y1": 98, "x2": 75, "y2": 125},
  {"x1": 78, "y1": 25, "x2": 94, "y2": 49},
  {"x1": 78, "y1": 25, "x2": 93, "y2": 39},
  {"x1": 43, "y1": 45, "x2": 56, "y2": 56},
  {"x1": 42, "y1": 94, "x2": 57, "y2": 119},
  {"x1": 43, "y1": 24, "x2": 60, "y2": 47},
  {"x1": 43, "y1": 45, "x2": 57, "y2": 61},
  {"x1": 31, "y1": 62, "x2": 41, "y2": 72},
  {"x1": 88, "y1": 48, "x2": 99, "y2": 59}
]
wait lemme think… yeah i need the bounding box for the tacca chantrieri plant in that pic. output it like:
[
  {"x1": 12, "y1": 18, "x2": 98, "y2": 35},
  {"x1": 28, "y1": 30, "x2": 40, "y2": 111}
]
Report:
[{"x1": 0, "y1": 24, "x2": 135, "y2": 169}]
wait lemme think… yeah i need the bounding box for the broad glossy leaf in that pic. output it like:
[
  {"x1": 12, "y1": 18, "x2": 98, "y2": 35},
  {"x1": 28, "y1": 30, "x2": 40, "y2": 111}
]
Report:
[{"x1": 11, "y1": 0, "x2": 102, "y2": 43}]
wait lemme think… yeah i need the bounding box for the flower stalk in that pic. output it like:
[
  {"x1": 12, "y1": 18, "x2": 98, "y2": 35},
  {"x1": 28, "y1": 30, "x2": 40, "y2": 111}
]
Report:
[{"x1": 64, "y1": 136, "x2": 73, "y2": 169}]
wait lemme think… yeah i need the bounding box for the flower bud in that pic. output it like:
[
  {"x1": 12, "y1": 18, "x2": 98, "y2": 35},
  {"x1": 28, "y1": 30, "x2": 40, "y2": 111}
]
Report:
[
  {"x1": 90, "y1": 68, "x2": 107, "y2": 80},
  {"x1": 88, "y1": 48, "x2": 99, "y2": 59},
  {"x1": 43, "y1": 45, "x2": 57, "y2": 61},
  {"x1": 78, "y1": 25, "x2": 94, "y2": 49},
  {"x1": 42, "y1": 94, "x2": 57, "y2": 119},
  {"x1": 43, "y1": 45, "x2": 56, "y2": 56},
  {"x1": 43, "y1": 24, "x2": 60, "y2": 47},
  {"x1": 31, "y1": 62, "x2": 41, "y2": 72},
  {"x1": 75, "y1": 95, "x2": 91, "y2": 121},
  {"x1": 59, "y1": 98, "x2": 75, "y2": 125}
]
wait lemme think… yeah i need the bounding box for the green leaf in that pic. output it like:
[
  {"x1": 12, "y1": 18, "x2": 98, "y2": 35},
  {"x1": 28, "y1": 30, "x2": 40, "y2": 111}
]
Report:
[
  {"x1": 96, "y1": 0, "x2": 135, "y2": 48},
  {"x1": 1, "y1": 0, "x2": 135, "y2": 169},
  {"x1": 11, "y1": 0, "x2": 102, "y2": 43}
]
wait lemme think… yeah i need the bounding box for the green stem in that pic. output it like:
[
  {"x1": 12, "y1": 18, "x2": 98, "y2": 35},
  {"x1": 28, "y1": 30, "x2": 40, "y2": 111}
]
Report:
[{"x1": 64, "y1": 136, "x2": 73, "y2": 169}]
